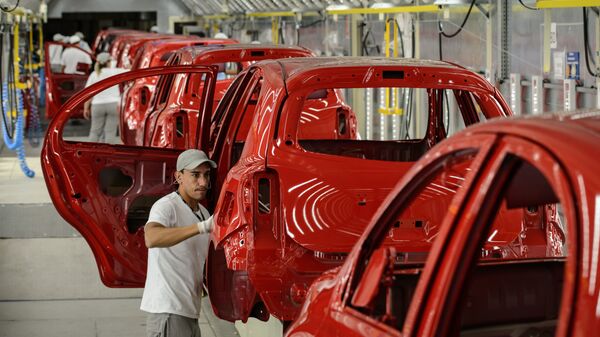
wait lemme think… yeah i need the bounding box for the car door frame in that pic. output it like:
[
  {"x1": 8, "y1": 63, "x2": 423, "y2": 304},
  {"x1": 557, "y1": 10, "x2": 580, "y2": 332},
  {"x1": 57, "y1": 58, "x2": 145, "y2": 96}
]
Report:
[
  {"x1": 44, "y1": 41, "x2": 95, "y2": 119},
  {"x1": 42, "y1": 65, "x2": 217, "y2": 287},
  {"x1": 405, "y1": 134, "x2": 577, "y2": 337}
]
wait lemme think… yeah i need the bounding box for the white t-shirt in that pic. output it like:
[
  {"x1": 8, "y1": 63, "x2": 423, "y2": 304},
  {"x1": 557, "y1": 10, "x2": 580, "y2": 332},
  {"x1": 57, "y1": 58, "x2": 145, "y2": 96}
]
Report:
[
  {"x1": 48, "y1": 44, "x2": 63, "y2": 65},
  {"x1": 60, "y1": 47, "x2": 92, "y2": 74},
  {"x1": 140, "y1": 192, "x2": 211, "y2": 318},
  {"x1": 85, "y1": 67, "x2": 127, "y2": 105}
]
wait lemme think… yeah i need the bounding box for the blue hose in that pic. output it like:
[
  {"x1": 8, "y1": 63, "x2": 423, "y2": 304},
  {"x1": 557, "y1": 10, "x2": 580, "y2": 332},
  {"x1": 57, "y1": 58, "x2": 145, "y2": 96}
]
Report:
[
  {"x1": 1, "y1": 82, "x2": 23, "y2": 149},
  {"x1": 2, "y1": 82, "x2": 35, "y2": 178}
]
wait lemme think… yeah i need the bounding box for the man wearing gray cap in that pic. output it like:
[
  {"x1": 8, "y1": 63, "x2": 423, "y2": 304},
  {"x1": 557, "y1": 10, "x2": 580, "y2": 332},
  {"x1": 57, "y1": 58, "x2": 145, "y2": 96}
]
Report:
[{"x1": 141, "y1": 149, "x2": 216, "y2": 337}]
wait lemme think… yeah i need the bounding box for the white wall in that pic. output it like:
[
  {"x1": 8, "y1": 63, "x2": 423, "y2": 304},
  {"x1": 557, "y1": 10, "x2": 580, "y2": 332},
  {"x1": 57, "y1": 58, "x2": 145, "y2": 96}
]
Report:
[{"x1": 47, "y1": 0, "x2": 191, "y2": 33}]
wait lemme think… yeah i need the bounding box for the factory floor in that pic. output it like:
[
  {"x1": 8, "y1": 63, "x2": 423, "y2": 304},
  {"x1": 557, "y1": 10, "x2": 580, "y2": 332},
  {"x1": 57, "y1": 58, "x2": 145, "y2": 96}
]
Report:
[{"x1": 0, "y1": 120, "x2": 282, "y2": 337}]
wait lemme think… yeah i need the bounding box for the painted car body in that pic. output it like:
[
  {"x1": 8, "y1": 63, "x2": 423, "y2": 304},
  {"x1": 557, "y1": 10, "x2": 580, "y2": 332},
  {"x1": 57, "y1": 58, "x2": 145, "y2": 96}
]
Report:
[
  {"x1": 120, "y1": 38, "x2": 238, "y2": 145},
  {"x1": 139, "y1": 44, "x2": 314, "y2": 149},
  {"x1": 286, "y1": 112, "x2": 597, "y2": 337},
  {"x1": 116, "y1": 35, "x2": 199, "y2": 69},
  {"x1": 204, "y1": 57, "x2": 518, "y2": 323},
  {"x1": 92, "y1": 28, "x2": 139, "y2": 54}
]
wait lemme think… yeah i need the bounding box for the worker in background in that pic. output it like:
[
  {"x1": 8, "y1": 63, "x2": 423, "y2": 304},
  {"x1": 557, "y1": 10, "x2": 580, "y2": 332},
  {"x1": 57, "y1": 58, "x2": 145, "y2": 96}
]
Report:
[
  {"x1": 142, "y1": 149, "x2": 216, "y2": 337},
  {"x1": 61, "y1": 35, "x2": 92, "y2": 74},
  {"x1": 150, "y1": 25, "x2": 159, "y2": 33},
  {"x1": 83, "y1": 52, "x2": 126, "y2": 144},
  {"x1": 75, "y1": 31, "x2": 92, "y2": 53},
  {"x1": 213, "y1": 32, "x2": 228, "y2": 39},
  {"x1": 49, "y1": 34, "x2": 64, "y2": 73}
]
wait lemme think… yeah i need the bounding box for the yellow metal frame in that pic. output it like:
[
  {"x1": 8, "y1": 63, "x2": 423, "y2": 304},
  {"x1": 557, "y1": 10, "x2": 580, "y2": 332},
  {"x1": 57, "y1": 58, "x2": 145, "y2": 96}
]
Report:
[
  {"x1": 271, "y1": 17, "x2": 279, "y2": 45},
  {"x1": 379, "y1": 17, "x2": 403, "y2": 116},
  {"x1": 536, "y1": 0, "x2": 600, "y2": 8},
  {"x1": 247, "y1": 11, "x2": 320, "y2": 18},
  {"x1": 327, "y1": 5, "x2": 438, "y2": 16},
  {"x1": 12, "y1": 23, "x2": 31, "y2": 90}
]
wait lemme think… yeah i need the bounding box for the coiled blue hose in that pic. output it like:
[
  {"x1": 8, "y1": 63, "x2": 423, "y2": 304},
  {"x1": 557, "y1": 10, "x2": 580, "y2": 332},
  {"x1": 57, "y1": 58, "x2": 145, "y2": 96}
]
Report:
[{"x1": 2, "y1": 82, "x2": 35, "y2": 178}]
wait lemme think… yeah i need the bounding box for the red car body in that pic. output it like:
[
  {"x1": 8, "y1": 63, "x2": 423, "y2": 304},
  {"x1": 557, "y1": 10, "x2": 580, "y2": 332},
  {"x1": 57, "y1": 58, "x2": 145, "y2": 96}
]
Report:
[
  {"x1": 92, "y1": 28, "x2": 139, "y2": 54},
  {"x1": 139, "y1": 44, "x2": 314, "y2": 149},
  {"x1": 204, "y1": 58, "x2": 520, "y2": 323},
  {"x1": 116, "y1": 35, "x2": 199, "y2": 69},
  {"x1": 40, "y1": 58, "x2": 341, "y2": 289},
  {"x1": 120, "y1": 38, "x2": 238, "y2": 145},
  {"x1": 43, "y1": 42, "x2": 95, "y2": 119},
  {"x1": 286, "y1": 112, "x2": 597, "y2": 337},
  {"x1": 42, "y1": 57, "x2": 533, "y2": 326}
]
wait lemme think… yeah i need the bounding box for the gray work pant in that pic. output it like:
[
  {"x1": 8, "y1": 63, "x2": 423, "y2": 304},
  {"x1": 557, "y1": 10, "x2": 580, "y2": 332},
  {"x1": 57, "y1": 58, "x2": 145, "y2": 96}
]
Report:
[
  {"x1": 88, "y1": 101, "x2": 120, "y2": 144},
  {"x1": 146, "y1": 313, "x2": 201, "y2": 337}
]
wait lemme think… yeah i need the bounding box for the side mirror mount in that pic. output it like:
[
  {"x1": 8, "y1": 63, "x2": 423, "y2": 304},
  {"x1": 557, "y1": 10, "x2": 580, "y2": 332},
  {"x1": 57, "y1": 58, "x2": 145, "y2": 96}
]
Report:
[{"x1": 351, "y1": 246, "x2": 396, "y2": 308}]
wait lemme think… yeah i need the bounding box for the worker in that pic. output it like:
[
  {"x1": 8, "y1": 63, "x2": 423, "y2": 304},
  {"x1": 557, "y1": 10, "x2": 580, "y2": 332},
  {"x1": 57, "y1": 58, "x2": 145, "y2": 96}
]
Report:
[
  {"x1": 141, "y1": 149, "x2": 216, "y2": 337},
  {"x1": 213, "y1": 32, "x2": 228, "y2": 39},
  {"x1": 48, "y1": 34, "x2": 64, "y2": 72},
  {"x1": 60, "y1": 35, "x2": 92, "y2": 74},
  {"x1": 83, "y1": 52, "x2": 126, "y2": 144},
  {"x1": 75, "y1": 31, "x2": 92, "y2": 53}
]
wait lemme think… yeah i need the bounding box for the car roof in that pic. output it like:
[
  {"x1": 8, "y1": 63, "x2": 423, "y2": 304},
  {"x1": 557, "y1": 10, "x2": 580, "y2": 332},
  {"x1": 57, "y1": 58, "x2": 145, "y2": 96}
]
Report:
[
  {"x1": 176, "y1": 44, "x2": 312, "y2": 59},
  {"x1": 466, "y1": 110, "x2": 600, "y2": 143},
  {"x1": 456, "y1": 111, "x2": 600, "y2": 177},
  {"x1": 249, "y1": 57, "x2": 499, "y2": 95},
  {"x1": 276, "y1": 56, "x2": 467, "y2": 75}
]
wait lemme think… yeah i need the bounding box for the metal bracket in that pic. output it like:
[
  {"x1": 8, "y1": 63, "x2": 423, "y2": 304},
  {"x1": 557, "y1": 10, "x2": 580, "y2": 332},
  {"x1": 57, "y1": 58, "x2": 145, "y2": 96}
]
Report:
[{"x1": 475, "y1": 3, "x2": 490, "y2": 19}]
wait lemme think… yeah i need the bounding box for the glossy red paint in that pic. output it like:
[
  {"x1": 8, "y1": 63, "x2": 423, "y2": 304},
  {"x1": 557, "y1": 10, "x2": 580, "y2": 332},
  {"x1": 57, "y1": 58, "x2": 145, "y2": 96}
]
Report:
[
  {"x1": 205, "y1": 58, "x2": 514, "y2": 322},
  {"x1": 41, "y1": 65, "x2": 217, "y2": 287},
  {"x1": 120, "y1": 38, "x2": 238, "y2": 145},
  {"x1": 140, "y1": 44, "x2": 314, "y2": 149},
  {"x1": 108, "y1": 32, "x2": 160, "y2": 61},
  {"x1": 43, "y1": 41, "x2": 95, "y2": 119},
  {"x1": 92, "y1": 28, "x2": 139, "y2": 54},
  {"x1": 286, "y1": 113, "x2": 599, "y2": 337},
  {"x1": 116, "y1": 35, "x2": 199, "y2": 69}
]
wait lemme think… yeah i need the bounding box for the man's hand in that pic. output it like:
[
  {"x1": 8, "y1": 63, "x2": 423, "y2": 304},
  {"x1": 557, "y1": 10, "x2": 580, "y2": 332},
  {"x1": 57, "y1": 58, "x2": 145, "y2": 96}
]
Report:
[
  {"x1": 83, "y1": 107, "x2": 91, "y2": 120},
  {"x1": 197, "y1": 215, "x2": 214, "y2": 234}
]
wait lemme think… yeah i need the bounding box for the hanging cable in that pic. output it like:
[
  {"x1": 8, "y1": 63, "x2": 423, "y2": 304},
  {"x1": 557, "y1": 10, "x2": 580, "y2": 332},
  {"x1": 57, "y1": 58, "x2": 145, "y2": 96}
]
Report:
[
  {"x1": 296, "y1": 14, "x2": 325, "y2": 46},
  {"x1": 518, "y1": 0, "x2": 538, "y2": 11},
  {"x1": 438, "y1": 0, "x2": 476, "y2": 38},
  {"x1": 583, "y1": 8, "x2": 599, "y2": 77},
  {"x1": 1, "y1": 19, "x2": 35, "y2": 177}
]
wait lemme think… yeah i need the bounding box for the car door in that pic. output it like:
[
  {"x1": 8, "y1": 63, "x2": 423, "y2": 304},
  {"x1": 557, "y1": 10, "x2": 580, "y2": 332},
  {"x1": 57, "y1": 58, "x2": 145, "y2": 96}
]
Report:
[
  {"x1": 44, "y1": 41, "x2": 95, "y2": 119},
  {"x1": 406, "y1": 135, "x2": 572, "y2": 337},
  {"x1": 41, "y1": 65, "x2": 217, "y2": 287}
]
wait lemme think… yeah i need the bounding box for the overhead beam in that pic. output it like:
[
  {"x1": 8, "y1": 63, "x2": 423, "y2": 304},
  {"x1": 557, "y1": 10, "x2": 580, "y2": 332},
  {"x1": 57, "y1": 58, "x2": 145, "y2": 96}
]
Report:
[
  {"x1": 326, "y1": 5, "x2": 439, "y2": 15},
  {"x1": 536, "y1": 0, "x2": 600, "y2": 8}
]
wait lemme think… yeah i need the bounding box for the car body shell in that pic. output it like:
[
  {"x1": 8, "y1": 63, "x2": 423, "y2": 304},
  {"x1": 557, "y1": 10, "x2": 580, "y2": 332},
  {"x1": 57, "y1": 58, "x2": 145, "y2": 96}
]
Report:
[
  {"x1": 285, "y1": 112, "x2": 600, "y2": 337},
  {"x1": 205, "y1": 57, "x2": 520, "y2": 322},
  {"x1": 139, "y1": 44, "x2": 315, "y2": 149},
  {"x1": 120, "y1": 38, "x2": 238, "y2": 145}
]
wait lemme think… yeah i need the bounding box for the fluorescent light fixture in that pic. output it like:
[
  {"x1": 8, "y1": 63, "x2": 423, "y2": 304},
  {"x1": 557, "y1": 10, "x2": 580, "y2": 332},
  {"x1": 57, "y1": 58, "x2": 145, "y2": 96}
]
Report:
[
  {"x1": 326, "y1": 4, "x2": 351, "y2": 10},
  {"x1": 370, "y1": 2, "x2": 394, "y2": 8},
  {"x1": 433, "y1": 0, "x2": 472, "y2": 4}
]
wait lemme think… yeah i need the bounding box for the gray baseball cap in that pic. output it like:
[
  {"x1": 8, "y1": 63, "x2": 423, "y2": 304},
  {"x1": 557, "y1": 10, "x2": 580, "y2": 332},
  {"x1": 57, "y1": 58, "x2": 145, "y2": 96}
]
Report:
[
  {"x1": 176, "y1": 149, "x2": 217, "y2": 171},
  {"x1": 96, "y1": 52, "x2": 112, "y2": 65}
]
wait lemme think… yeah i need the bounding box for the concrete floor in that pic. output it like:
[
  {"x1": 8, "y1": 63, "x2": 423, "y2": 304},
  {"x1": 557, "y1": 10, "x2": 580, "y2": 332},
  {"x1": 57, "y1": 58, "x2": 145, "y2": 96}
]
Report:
[{"x1": 0, "y1": 122, "x2": 282, "y2": 336}]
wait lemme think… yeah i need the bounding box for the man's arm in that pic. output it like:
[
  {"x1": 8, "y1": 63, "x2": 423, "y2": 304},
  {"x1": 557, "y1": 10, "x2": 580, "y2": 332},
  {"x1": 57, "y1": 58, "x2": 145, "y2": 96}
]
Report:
[
  {"x1": 83, "y1": 100, "x2": 91, "y2": 120},
  {"x1": 144, "y1": 222, "x2": 199, "y2": 248},
  {"x1": 144, "y1": 216, "x2": 213, "y2": 248}
]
